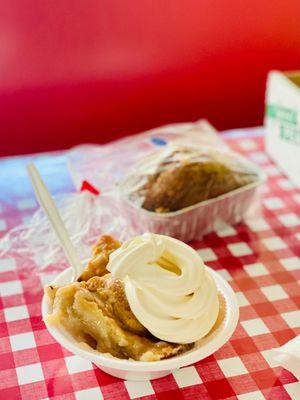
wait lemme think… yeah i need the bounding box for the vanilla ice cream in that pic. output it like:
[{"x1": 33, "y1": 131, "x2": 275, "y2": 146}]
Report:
[{"x1": 107, "y1": 233, "x2": 219, "y2": 344}]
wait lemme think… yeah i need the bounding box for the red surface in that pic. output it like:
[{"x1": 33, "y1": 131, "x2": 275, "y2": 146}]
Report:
[
  {"x1": 0, "y1": 1, "x2": 300, "y2": 156},
  {"x1": 0, "y1": 130, "x2": 299, "y2": 399}
]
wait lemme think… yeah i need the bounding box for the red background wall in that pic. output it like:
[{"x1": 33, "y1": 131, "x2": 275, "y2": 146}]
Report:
[{"x1": 0, "y1": 0, "x2": 299, "y2": 156}]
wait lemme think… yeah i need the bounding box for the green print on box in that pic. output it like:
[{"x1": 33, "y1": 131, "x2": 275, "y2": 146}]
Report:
[
  {"x1": 267, "y1": 104, "x2": 300, "y2": 146},
  {"x1": 267, "y1": 104, "x2": 297, "y2": 125},
  {"x1": 280, "y1": 125, "x2": 300, "y2": 145}
]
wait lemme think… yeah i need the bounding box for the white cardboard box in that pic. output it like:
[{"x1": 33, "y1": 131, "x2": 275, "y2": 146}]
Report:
[{"x1": 265, "y1": 70, "x2": 300, "y2": 187}]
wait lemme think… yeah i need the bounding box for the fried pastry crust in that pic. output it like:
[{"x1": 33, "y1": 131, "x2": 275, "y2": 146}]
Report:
[
  {"x1": 78, "y1": 235, "x2": 121, "y2": 281},
  {"x1": 45, "y1": 235, "x2": 193, "y2": 361},
  {"x1": 140, "y1": 147, "x2": 257, "y2": 212},
  {"x1": 46, "y1": 275, "x2": 192, "y2": 361}
]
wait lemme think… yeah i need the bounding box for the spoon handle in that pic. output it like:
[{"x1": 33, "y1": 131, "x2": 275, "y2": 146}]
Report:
[{"x1": 27, "y1": 162, "x2": 82, "y2": 281}]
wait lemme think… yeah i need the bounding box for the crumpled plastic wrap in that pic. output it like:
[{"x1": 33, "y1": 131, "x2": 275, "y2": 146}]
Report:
[
  {"x1": 0, "y1": 120, "x2": 262, "y2": 272},
  {"x1": 67, "y1": 120, "x2": 225, "y2": 191},
  {"x1": 0, "y1": 191, "x2": 137, "y2": 273}
]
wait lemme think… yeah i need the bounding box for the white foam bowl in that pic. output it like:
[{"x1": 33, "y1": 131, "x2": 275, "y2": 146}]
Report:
[{"x1": 42, "y1": 267, "x2": 239, "y2": 381}]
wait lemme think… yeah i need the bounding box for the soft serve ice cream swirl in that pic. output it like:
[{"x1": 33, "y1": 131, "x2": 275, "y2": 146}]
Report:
[{"x1": 107, "y1": 233, "x2": 219, "y2": 344}]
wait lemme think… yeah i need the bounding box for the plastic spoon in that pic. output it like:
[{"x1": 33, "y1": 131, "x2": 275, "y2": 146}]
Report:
[{"x1": 27, "y1": 162, "x2": 82, "y2": 282}]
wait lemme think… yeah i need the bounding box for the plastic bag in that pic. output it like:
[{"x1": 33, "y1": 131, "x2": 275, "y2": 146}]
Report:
[
  {"x1": 67, "y1": 120, "x2": 263, "y2": 242},
  {"x1": 67, "y1": 120, "x2": 225, "y2": 191},
  {"x1": 0, "y1": 120, "x2": 262, "y2": 271},
  {"x1": 0, "y1": 191, "x2": 136, "y2": 273}
]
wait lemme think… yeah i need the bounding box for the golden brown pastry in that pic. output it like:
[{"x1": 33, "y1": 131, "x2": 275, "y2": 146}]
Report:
[
  {"x1": 121, "y1": 146, "x2": 258, "y2": 213},
  {"x1": 46, "y1": 275, "x2": 192, "y2": 361},
  {"x1": 78, "y1": 235, "x2": 121, "y2": 281},
  {"x1": 45, "y1": 235, "x2": 192, "y2": 361}
]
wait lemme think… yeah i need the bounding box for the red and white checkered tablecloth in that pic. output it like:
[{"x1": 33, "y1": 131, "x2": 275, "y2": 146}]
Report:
[{"x1": 0, "y1": 128, "x2": 299, "y2": 400}]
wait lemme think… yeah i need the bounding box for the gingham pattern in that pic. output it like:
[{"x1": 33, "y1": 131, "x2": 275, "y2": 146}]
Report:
[{"x1": 0, "y1": 128, "x2": 299, "y2": 400}]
